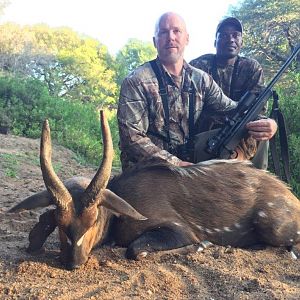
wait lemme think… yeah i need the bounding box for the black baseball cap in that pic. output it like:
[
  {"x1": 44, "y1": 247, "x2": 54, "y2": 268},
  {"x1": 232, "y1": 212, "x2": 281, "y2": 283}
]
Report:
[{"x1": 216, "y1": 17, "x2": 243, "y2": 36}]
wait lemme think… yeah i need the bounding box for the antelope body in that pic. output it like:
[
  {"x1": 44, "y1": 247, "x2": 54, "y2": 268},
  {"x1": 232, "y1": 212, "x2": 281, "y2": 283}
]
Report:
[{"x1": 10, "y1": 112, "x2": 300, "y2": 269}]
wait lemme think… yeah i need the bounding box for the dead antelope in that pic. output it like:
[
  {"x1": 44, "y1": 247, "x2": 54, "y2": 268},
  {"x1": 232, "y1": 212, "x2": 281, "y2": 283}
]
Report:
[{"x1": 10, "y1": 111, "x2": 300, "y2": 270}]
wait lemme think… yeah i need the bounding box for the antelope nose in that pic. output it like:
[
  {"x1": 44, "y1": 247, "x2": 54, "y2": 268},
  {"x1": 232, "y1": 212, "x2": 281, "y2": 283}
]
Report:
[{"x1": 66, "y1": 262, "x2": 80, "y2": 271}]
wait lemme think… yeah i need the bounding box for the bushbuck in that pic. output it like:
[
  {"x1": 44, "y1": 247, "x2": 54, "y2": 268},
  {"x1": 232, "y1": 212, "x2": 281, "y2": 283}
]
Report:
[{"x1": 10, "y1": 111, "x2": 300, "y2": 270}]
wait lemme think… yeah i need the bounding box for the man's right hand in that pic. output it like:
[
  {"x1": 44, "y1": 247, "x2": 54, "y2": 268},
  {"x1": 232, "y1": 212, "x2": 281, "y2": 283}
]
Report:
[{"x1": 178, "y1": 161, "x2": 194, "y2": 167}]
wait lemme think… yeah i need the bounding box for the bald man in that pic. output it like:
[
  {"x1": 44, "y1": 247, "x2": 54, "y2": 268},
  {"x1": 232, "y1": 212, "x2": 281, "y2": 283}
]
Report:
[{"x1": 117, "y1": 12, "x2": 239, "y2": 170}]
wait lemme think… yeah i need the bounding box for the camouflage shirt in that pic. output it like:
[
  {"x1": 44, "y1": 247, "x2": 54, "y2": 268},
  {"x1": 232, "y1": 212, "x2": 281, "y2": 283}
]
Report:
[
  {"x1": 190, "y1": 54, "x2": 265, "y2": 159},
  {"x1": 190, "y1": 54, "x2": 264, "y2": 101},
  {"x1": 117, "y1": 58, "x2": 237, "y2": 170}
]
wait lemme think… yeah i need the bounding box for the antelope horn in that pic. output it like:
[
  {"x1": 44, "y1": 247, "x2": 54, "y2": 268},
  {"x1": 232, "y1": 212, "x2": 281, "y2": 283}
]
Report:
[
  {"x1": 40, "y1": 120, "x2": 73, "y2": 212},
  {"x1": 81, "y1": 110, "x2": 114, "y2": 208}
]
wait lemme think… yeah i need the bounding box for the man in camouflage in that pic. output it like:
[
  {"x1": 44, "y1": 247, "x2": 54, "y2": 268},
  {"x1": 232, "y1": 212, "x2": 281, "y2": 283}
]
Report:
[
  {"x1": 190, "y1": 17, "x2": 277, "y2": 169},
  {"x1": 117, "y1": 12, "x2": 275, "y2": 170}
]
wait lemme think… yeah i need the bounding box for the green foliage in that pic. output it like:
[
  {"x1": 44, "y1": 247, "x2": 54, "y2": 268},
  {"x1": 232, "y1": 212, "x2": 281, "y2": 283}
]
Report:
[
  {"x1": 0, "y1": 76, "x2": 121, "y2": 166},
  {"x1": 0, "y1": 151, "x2": 64, "y2": 178},
  {"x1": 0, "y1": 75, "x2": 50, "y2": 135},
  {"x1": 115, "y1": 38, "x2": 156, "y2": 87},
  {"x1": 229, "y1": 0, "x2": 300, "y2": 77},
  {"x1": 274, "y1": 72, "x2": 300, "y2": 195},
  {"x1": 289, "y1": 134, "x2": 300, "y2": 196},
  {"x1": 0, "y1": 106, "x2": 11, "y2": 126},
  {"x1": 0, "y1": 23, "x2": 118, "y2": 106},
  {"x1": 0, "y1": 153, "x2": 19, "y2": 178}
]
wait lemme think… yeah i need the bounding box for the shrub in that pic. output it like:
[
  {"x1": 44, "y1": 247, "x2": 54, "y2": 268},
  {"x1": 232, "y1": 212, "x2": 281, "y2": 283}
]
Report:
[{"x1": 0, "y1": 75, "x2": 121, "y2": 166}]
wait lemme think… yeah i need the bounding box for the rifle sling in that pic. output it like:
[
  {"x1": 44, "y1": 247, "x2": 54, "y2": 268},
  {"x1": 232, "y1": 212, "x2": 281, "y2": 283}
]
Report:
[
  {"x1": 269, "y1": 91, "x2": 291, "y2": 183},
  {"x1": 149, "y1": 59, "x2": 171, "y2": 144},
  {"x1": 149, "y1": 59, "x2": 195, "y2": 150}
]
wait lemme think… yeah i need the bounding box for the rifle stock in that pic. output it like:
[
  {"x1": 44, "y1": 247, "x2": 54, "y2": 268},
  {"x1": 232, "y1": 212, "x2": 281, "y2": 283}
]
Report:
[{"x1": 195, "y1": 44, "x2": 300, "y2": 161}]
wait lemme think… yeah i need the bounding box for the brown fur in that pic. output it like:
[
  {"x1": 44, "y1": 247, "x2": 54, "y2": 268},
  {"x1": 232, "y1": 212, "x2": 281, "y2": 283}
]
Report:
[{"x1": 108, "y1": 160, "x2": 300, "y2": 248}]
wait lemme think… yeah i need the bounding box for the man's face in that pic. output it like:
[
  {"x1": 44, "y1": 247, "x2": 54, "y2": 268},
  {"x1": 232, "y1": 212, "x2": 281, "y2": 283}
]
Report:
[
  {"x1": 153, "y1": 13, "x2": 189, "y2": 65},
  {"x1": 215, "y1": 24, "x2": 243, "y2": 59}
]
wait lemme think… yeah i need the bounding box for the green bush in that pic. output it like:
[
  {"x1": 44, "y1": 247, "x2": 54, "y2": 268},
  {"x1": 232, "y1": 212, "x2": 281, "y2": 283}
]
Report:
[
  {"x1": 0, "y1": 76, "x2": 121, "y2": 167},
  {"x1": 271, "y1": 72, "x2": 300, "y2": 197}
]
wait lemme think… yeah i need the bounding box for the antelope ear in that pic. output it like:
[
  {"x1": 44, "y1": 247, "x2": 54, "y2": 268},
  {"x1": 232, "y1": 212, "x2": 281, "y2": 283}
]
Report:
[
  {"x1": 101, "y1": 189, "x2": 147, "y2": 220},
  {"x1": 9, "y1": 190, "x2": 53, "y2": 213}
]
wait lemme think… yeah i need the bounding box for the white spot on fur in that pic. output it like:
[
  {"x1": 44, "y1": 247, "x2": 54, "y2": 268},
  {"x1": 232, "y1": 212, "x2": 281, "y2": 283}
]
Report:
[
  {"x1": 205, "y1": 228, "x2": 213, "y2": 234},
  {"x1": 290, "y1": 251, "x2": 298, "y2": 260},
  {"x1": 197, "y1": 246, "x2": 204, "y2": 252},
  {"x1": 267, "y1": 202, "x2": 274, "y2": 207},
  {"x1": 297, "y1": 231, "x2": 300, "y2": 235},
  {"x1": 290, "y1": 239, "x2": 294, "y2": 243},
  {"x1": 258, "y1": 211, "x2": 267, "y2": 218},
  {"x1": 196, "y1": 225, "x2": 204, "y2": 231},
  {"x1": 214, "y1": 228, "x2": 221, "y2": 232},
  {"x1": 76, "y1": 233, "x2": 85, "y2": 246},
  {"x1": 223, "y1": 227, "x2": 232, "y2": 232},
  {"x1": 201, "y1": 241, "x2": 213, "y2": 248},
  {"x1": 137, "y1": 251, "x2": 148, "y2": 259},
  {"x1": 240, "y1": 227, "x2": 255, "y2": 236},
  {"x1": 173, "y1": 222, "x2": 183, "y2": 227}
]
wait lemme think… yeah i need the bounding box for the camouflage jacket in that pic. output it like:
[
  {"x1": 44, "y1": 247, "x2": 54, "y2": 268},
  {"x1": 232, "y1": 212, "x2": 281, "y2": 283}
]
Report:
[
  {"x1": 190, "y1": 54, "x2": 265, "y2": 159},
  {"x1": 117, "y1": 58, "x2": 237, "y2": 170},
  {"x1": 189, "y1": 54, "x2": 264, "y2": 101}
]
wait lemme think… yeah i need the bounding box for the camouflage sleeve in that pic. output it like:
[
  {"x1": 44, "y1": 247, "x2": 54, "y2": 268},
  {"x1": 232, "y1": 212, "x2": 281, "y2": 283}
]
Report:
[
  {"x1": 189, "y1": 57, "x2": 209, "y2": 72},
  {"x1": 201, "y1": 72, "x2": 238, "y2": 112},
  {"x1": 117, "y1": 77, "x2": 182, "y2": 166}
]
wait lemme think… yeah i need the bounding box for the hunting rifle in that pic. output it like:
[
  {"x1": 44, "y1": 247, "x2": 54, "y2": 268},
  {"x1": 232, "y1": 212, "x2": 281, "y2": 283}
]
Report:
[{"x1": 194, "y1": 44, "x2": 300, "y2": 162}]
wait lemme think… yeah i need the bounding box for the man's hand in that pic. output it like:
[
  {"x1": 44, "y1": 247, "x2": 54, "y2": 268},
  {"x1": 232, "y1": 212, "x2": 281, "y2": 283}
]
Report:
[
  {"x1": 246, "y1": 118, "x2": 277, "y2": 141},
  {"x1": 178, "y1": 161, "x2": 194, "y2": 167}
]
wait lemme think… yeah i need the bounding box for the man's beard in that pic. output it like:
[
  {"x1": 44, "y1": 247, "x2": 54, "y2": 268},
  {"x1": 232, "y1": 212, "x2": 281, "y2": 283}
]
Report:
[{"x1": 160, "y1": 51, "x2": 183, "y2": 65}]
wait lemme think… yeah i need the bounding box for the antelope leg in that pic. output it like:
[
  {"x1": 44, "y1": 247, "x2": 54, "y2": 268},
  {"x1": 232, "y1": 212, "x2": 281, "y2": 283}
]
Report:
[{"x1": 27, "y1": 209, "x2": 57, "y2": 254}]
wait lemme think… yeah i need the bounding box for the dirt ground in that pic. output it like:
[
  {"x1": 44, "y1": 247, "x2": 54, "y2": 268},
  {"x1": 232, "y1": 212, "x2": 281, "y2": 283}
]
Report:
[{"x1": 1, "y1": 133, "x2": 300, "y2": 300}]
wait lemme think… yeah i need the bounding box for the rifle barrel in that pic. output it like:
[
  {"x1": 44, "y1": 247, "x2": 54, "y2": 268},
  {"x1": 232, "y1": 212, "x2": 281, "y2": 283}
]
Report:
[{"x1": 264, "y1": 44, "x2": 300, "y2": 95}]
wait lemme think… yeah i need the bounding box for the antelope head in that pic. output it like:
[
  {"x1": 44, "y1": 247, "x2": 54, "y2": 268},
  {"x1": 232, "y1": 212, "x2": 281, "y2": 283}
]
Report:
[{"x1": 38, "y1": 111, "x2": 146, "y2": 269}]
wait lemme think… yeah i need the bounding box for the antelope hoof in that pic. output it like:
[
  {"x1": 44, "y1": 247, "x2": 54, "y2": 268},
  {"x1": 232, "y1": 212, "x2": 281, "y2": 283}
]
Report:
[
  {"x1": 125, "y1": 247, "x2": 149, "y2": 260},
  {"x1": 197, "y1": 240, "x2": 214, "y2": 252},
  {"x1": 26, "y1": 246, "x2": 45, "y2": 255},
  {"x1": 136, "y1": 251, "x2": 148, "y2": 260}
]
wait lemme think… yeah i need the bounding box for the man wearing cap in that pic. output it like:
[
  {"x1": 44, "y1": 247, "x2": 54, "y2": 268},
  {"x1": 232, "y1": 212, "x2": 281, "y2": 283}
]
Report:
[{"x1": 190, "y1": 17, "x2": 277, "y2": 169}]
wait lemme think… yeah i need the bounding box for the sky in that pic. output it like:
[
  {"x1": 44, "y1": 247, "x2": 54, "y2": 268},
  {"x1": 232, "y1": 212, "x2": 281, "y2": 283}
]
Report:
[{"x1": 0, "y1": 0, "x2": 240, "y2": 61}]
